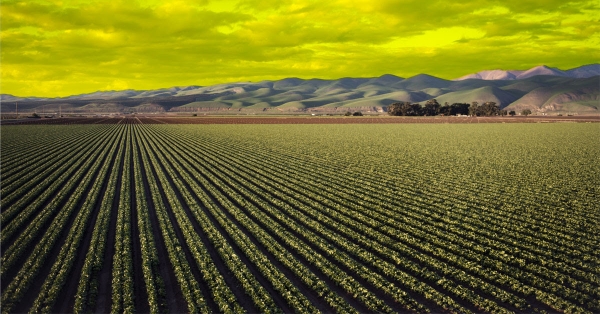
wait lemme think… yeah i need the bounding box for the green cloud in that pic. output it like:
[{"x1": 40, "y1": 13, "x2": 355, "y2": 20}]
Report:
[{"x1": 1, "y1": 0, "x2": 599, "y2": 97}]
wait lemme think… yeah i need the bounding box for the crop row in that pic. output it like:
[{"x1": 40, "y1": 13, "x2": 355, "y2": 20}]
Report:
[
  {"x1": 1, "y1": 123, "x2": 597, "y2": 313},
  {"x1": 178, "y1": 127, "x2": 598, "y2": 280},
  {"x1": 146, "y1": 125, "x2": 595, "y2": 314},
  {"x1": 1, "y1": 126, "x2": 125, "y2": 314}
]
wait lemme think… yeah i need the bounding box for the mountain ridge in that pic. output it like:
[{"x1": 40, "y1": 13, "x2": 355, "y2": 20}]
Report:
[
  {"x1": 455, "y1": 64, "x2": 599, "y2": 81},
  {"x1": 1, "y1": 70, "x2": 598, "y2": 114}
]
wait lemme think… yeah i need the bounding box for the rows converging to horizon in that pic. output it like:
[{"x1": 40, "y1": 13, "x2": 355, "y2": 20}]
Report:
[{"x1": 2, "y1": 123, "x2": 598, "y2": 313}]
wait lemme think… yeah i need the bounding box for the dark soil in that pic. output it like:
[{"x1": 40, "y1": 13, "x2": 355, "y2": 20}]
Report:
[
  {"x1": 10, "y1": 130, "x2": 119, "y2": 313},
  {"x1": 3, "y1": 115, "x2": 599, "y2": 125},
  {"x1": 135, "y1": 132, "x2": 188, "y2": 313}
]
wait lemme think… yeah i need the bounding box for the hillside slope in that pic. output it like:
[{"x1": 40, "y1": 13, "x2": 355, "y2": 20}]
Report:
[
  {"x1": 431, "y1": 86, "x2": 521, "y2": 108},
  {"x1": 505, "y1": 76, "x2": 599, "y2": 113},
  {"x1": 2, "y1": 72, "x2": 597, "y2": 114}
]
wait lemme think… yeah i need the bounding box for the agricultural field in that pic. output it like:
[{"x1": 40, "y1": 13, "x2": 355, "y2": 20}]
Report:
[
  {"x1": 1, "y1": 122, "x2": 599, "y2": 313},
  {"x1": 2, "y1": 115, "x2": 600, "y2": 125}
]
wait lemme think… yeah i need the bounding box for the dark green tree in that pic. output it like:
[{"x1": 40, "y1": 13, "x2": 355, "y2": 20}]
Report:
[
  {"x1": 390, "y1": 101, "x2": 470, "y2": 116},
  {"x1": 388, "y1": 102, "x2": 421, "y2": 116},
  {"x1": 480, "y1": 102, "x2": 500, "y2": 116},
  {"x1": 352, "y1": 111, "x2": 363, "y2": 116},
  {"x1": 469, "y1": 102, "x2": 480, "y2": 116},
  {"x1": 521, "y1": 109, "x2": 532, "y2": 116},
  {"x1": 509, "y1": 110, "x2": 516, "y2": 116},
  {"x1": 468, "y1": 102, "x2": 499, "y2": 116},
  {"x1": 398, "y1": 102, "x2": 412, "y2": 116},
  {"x1": 439, "y1": 104, "x2": 450, "y2": 116},
  {"x1": 387, "y1": 103, "x2": 401, "y2": 116},
  {"x1": 450, "y1": 103, "x2": 470, "y2": 115},
  {"x1": 408, "y1": 103, "x2": 423, "y2": 116},
  {"x1": 423, "y1": 99, "x2": 440, "y2": 116}
]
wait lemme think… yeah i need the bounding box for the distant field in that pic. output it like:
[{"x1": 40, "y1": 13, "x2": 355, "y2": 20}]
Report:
[
  {"x1": 2, "y1": 114, "x2": 600, "y2": 125},
  {"x1": 1, "y1": 123, "x2": 599, "y2": 313}
]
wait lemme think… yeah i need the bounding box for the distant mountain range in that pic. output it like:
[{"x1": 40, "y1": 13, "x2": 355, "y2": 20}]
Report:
[
  {"x1": 454, "y1": 64, "x2": 600, "y2": 81},
  {"x1": 2, "y1": 64, "x2": 598, "y2": 114}
]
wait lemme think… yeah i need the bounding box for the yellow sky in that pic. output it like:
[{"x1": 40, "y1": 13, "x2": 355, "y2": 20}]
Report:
[{"x1": 1, "y1": 0, "x2": 599, "y2": 97}]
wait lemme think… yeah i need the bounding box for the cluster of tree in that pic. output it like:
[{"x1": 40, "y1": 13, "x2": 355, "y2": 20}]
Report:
[
  {"x1": 388, "y1": 100, "x2": 510, "y2": 117},
  {"x1": 469, "y1": 102, "x2": 504, "y2": 116},
  {"x1": 439, "y1": 103, "x2": 470, "y2": 116},
  {"x1": 344, "y1": 111, "x2": 363, "y2": 116},
  {"x1": 387, "y1": 102, "x2": 424, "y2": 116},
  {"x1": 388, "y1": 100, "x2": 473, "y2": 116}
]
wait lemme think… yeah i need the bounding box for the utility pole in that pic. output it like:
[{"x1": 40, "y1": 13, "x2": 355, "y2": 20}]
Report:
[
  {"x1": 59, "y1": 105, "x2": 62, "y2": 117},
  {"x1": 15, "y1": 102, "x2": 18, "y2": 119}
]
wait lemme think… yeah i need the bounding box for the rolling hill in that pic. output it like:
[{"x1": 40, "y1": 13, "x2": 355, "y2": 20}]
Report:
[
  {"x1": 431, "y1": 86, "x2": 521, "y2": 108},
  {"x1": 2, "y1": 66, "x2": 598, "y2": 114},
  {"x1": 504, "y1": 76, "x2": 600, "y2": 113}
]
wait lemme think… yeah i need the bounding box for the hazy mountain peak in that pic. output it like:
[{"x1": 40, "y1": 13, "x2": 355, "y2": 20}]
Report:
[
  {"x1": 457, "y1": 69, "x2": 518, "y2": 80},
  {"x1": 390, "y1": 74, "x2": 450, "y2": 91},
  {"x1": 404, "y1": 74, "x2": 449, "y2": 84},
  {"x1": 566, "y1": 64, "x2": 600, "y2": 78},
  {"x1": 516, "y1": 65, "x2": 566, "y2": 79},
  {"x1": 409, "y1": 73, "x2": 443, "y2": 79},
  {"x1": 455, "y1": 64, "x2": 599, "y2": 81},
  {"x1": 377, "y1": 74, "x2": 403, "y2": 81},
  {"x1": 272, "y1": 77, "x2": 306, "y2": 89}
]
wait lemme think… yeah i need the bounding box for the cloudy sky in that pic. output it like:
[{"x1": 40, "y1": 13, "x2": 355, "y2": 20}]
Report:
[{"x1": 2, "y1": 0, "x2": 599, "y2": 97}]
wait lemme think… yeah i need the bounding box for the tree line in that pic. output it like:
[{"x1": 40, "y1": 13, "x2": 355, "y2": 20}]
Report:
[{"x1": 387, "y1": 100, "x2": 531, "y2": 116}]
